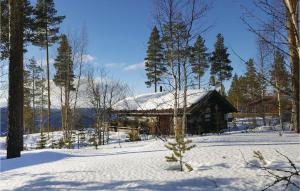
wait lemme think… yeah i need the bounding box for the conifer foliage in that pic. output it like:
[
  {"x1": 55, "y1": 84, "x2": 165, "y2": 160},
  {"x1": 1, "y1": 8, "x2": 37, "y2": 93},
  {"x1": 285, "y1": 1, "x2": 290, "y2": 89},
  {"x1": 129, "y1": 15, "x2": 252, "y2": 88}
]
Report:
[
  {"x1": 165, "y1": 129, "x2": 196, "y2": 172},
  {"x1": 37, "y1": 128, "x2": 47, "y2": 149},
  {"x1": 210, "y1": 33, "x2": 233, "y2": 95},
  {"x1": 190, "y1": 35, "x2": 209, "y2": 89},
  {"x1": 145, "y1": 26, "x2": 166, "y2": 92},
  {"x1": 54, "y1": 34, "x2": 75, "y2": 141},
  {"x1": 33, "y1": 0, "x2": 65, "y2": 136}
]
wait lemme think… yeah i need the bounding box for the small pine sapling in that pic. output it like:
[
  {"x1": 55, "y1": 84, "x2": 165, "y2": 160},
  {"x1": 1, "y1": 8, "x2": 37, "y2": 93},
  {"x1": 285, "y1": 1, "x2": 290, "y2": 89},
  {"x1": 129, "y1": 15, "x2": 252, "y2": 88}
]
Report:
[
  {"x1": 78, "y1": 129, "x2": 85, "y2": 148},
  {"x1": 58, "y1": 138, "x2": 64, "y2": 149},
  {"x1": 165, "y1": 128, "x2": 196, "y2": 171},
  {"x1": 50, "y1": 138, "x2": 57, "y2": 149},
  {"x1": 88, "y1": 131, "x2": 98, "y2": 149},
  {"x1": 37, "y1": 129, "x2": 47, "y2": 149}
]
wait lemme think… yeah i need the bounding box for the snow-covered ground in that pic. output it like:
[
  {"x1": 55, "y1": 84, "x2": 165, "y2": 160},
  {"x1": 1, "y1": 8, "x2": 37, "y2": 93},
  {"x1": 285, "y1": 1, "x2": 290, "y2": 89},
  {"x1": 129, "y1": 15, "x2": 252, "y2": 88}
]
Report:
[{"x1": 0, "y1": 131, "x2": 300, "y2": 191}]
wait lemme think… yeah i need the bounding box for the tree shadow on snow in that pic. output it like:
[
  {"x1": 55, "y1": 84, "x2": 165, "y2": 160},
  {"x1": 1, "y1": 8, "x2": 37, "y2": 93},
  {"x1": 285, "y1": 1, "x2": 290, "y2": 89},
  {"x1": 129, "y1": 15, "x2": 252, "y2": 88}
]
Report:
[
  {"x1": 14, "y1": 175, "x2": 249, "y2": 191},
  {"x1": 0, "y1": 151, "x2": 74, "y2": 172}
]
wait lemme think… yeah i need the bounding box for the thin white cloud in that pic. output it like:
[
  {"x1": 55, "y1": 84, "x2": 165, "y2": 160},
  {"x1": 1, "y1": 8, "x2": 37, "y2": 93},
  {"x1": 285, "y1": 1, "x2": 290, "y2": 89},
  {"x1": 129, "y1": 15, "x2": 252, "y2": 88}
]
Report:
[
  {"x1": 123, "y1": 61, "x2": 145, "y2": 71},
  {"x1": 82, "y1": 54, "x2": 96, "y2": 63},
  {"x1": 105, "y1": 63, "x2": 126, "y2": 69}
]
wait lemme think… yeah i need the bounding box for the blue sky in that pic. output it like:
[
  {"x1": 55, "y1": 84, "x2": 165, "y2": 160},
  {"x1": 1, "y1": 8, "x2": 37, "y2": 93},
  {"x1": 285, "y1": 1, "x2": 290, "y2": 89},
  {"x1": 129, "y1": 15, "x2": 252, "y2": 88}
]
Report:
[{"x1": 26, "y1": 0, "x2": 259, "y2": 95}]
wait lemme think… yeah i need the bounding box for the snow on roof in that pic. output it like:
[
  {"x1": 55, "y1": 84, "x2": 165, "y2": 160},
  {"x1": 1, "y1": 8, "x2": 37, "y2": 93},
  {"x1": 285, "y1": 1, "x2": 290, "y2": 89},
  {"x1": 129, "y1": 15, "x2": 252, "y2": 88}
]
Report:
[{"x1": 113, "y1": 89, "x2": 208, "y2": 111}]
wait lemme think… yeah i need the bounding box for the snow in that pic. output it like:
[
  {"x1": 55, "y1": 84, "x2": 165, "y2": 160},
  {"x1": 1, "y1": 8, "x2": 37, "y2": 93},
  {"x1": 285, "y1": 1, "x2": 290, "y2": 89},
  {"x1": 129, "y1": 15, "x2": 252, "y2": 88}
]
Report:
[
  {"x1": 113, "y1": 89, "x2": 208, "y2": 111},
  {"x1": 1, "y1": 131, "x2": 299, "y2": 191}
]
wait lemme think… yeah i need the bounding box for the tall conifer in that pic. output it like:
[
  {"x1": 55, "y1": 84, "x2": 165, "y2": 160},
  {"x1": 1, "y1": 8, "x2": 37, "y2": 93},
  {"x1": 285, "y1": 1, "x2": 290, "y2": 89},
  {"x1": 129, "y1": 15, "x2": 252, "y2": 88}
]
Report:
[
  {"x1": 33, "y1": 0, "x2": 65, "y2": 136},
  {"x1": 145, "y1": 26, "x2": 165, "y2": 92},
  {"x1": 53, "y1": 34, "x2": 75, "y2": 140},
  {"x1": 210, "y1": 33, "x2": 233, "y2": 95},
  {"x1": 190, "y1": 35, "x2": 209, "y2": 89}
]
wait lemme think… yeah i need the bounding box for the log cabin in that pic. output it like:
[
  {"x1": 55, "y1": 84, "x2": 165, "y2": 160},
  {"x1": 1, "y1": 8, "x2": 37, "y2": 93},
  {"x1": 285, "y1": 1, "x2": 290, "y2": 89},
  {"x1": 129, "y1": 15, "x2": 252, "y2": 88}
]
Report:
[{"x1": 113, "y1": 89, "x2": 237, "y2": 135}]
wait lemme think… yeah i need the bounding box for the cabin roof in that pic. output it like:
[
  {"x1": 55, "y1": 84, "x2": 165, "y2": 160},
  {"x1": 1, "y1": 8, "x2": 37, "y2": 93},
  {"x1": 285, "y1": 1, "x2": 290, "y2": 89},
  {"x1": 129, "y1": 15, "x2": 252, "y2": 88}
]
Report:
[{"x1": 113, "y1": 89, "x2": 208, "y2": 112}]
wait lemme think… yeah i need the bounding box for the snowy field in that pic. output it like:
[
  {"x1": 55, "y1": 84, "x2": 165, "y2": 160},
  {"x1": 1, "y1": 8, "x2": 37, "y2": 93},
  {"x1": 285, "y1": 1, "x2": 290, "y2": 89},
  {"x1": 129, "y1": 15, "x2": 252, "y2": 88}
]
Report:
[{"x1": 0, "y1": 131, "x2": 300, "y2": 191}]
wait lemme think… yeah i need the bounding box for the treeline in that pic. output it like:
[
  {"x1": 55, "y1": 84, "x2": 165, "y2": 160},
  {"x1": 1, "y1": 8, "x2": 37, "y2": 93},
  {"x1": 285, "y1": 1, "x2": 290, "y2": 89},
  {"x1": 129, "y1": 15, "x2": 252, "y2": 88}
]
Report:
[
  {"x1": 145, "y1": 27, "x2": 233, "y2": 96},
  {"x1": 228, "y1": 0, "x2": 299, "y2": 132},
  {"x1": 1, "y1": 0, "x2": 129, "y2": 158}
]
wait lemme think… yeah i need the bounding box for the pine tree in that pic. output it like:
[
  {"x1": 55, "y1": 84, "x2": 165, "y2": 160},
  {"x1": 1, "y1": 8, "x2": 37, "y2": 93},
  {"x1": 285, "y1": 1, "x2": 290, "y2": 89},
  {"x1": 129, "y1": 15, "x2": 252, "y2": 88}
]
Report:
[
  {"x1": 165, "y1": 128, "x2": 196, "y2": 172},
  {"x1": 26, "y1": 58, "x2": 44, "y2": 132},
  {"x1": 53, "y1": 34, "x2": 75, "y2": 141},
  {"x1": 77, "y1": 128, "x2": 85, "y2": 149},
  {"x1": 271, "y1": 51, "x2": 290, "y2": 130},
  {"x1": 228, "y1": 74, "x2": 240, "y2": 110},
  {"x1": 37, "y1": 128, "x2": 47, "y2": 149},
  {"x1": 32, "y1": 0, "x2": 65, "y2": 137},
  {"x1": 145, "y1": 26, "x2": 166, "y2": 92},
  {"x1": 0, "y1": 0, "x2": 34, "y2": 60},
  {"x1": 7, "y1": 0, "x2": 25, "y2": 159},
  {"x1": 210, "y1": 33, "x2": 233, "y2": 95},
  {"x1": 190, "y1": 35, "x2": 209, "y2": 89},
  {"x1": 244, "y1": 58, "x2": 259, "y2": 102},
  {"x1": 23, "y1": 68, "x2": 34, "y2": 134}
]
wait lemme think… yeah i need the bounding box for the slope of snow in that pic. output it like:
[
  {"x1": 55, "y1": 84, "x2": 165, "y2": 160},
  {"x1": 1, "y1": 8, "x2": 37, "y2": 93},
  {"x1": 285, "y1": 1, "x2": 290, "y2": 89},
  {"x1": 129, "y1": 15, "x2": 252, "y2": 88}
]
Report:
[
  {"x1": 1, "y1": 132, "x2": 299, "y2": 191},
  {"x1": 113, "y1": 89, "x2": 208, "y2": 111}
]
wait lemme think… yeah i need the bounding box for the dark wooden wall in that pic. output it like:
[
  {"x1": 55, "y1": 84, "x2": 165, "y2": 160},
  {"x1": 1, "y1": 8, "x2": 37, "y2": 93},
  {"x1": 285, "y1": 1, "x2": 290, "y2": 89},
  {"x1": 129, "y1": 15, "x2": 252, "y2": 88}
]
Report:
[
  {"x1": 159, "y1": 115, "x2": 172, "y2": 135},
  {"x1": 187, "y1": 97, "x2": 230, "y2": 134}
]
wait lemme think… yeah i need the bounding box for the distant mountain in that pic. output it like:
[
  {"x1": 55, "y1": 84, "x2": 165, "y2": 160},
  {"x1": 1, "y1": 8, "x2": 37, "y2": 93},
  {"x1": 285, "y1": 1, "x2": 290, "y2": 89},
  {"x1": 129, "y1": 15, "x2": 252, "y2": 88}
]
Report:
[{"x1": 0, "y1": 107, "x2": 96, "y2": 135}]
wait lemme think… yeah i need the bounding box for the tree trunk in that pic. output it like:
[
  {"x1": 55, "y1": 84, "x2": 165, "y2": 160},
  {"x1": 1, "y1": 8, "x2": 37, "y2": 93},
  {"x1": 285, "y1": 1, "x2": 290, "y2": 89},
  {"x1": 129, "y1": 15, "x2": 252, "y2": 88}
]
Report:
[
  {"x1": 198, "y1": 75, "x2": 201, "y2": 89},
  {"x1": 182, "y1": 60, "x2": 187, "y2": 136},
  {"x1": 7, "y1": 0, "x2": 24, "y2": 159},
  {"x1": 32, "y1": 67, "x2": 35, "y2": 132},
  {"x1": 275, "y1": 80, "x2": 283, "y2": 130},
  {"x1": 45, "y1": 23, "x2": 51, "y2": 138},
  {"x1": 285, "y1": 0, "x2": 299, "y2": 133}
]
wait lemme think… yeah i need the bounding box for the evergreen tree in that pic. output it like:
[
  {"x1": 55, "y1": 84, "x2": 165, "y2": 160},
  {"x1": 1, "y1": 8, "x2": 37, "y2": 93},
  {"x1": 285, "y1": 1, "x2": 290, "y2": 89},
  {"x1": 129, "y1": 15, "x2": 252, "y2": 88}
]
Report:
[
  {"x1": 7, "y1": 0, "x2": 25, "y2": 159},
  {"x1": 210, "y1": 33, "x2": 233, "y2": 95},
  {"x1": 228, "y1": 74, "x2": 240, "y2": 109},
  {"x1": 53, "y1": 35, "x2": 75, "y2": 89},
  {"x1": 145, "y1": 26, "x2": 166, "y2": 92},
  {"x1": 0, "y1": 0, "x2": 34, "y2": 60},
  {"x1": 53, "y1": 34, "x2": 75, "y2": 141},
  {"x1": 165, "y1": 128, "x2": 196, "y2": 172},
  {"x1": 190, "y1": 35, "x2": 209, "y2": 89},
  {"x1": 271, "y1": 52, "x2": 290, "y2": 93},
  {"x1": 37, "y1": 128, "x2": 47, "y2": 149},
  {"x1": 32, "y1": 0, "x2": 65, "y2": 136},
  {"x1": 244, "y1": 58, "x2": 259, "y2": 101},
  {"x1": 271, "y1": 51, "x2": 290, "y2": 130},
  {"x1": 77, "y1": 128, "x2": 85, "y2": 149},
  {"x1": 23, "y1": 68, "x2": 34, "y2": 134},
  {"x1": 26, "y1": 57, "x2": 44, "y2": 132}
]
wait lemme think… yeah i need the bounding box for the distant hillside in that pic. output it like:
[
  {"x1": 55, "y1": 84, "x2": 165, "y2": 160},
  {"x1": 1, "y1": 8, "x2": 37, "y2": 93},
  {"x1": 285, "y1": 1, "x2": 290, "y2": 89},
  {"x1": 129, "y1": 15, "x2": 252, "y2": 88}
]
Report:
[{"x1": 0, "y1": 107, "x2": 95, "y2": 135}]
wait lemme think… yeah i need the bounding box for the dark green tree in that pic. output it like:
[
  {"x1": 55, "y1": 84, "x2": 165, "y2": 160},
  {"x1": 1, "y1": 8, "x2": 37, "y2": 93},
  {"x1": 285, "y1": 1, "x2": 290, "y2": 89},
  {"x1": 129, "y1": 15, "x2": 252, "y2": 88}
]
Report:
[
  {"x1": 7, "y1": 0, "x2": 26, "y2": 159},
  {"x1": 23, "y1": 68, "x2": 34, "y2": 134},
  {"x1": 271, "y1": 52, "x2": 290, "y2": 93},
  {"x1": 244, "y1": 58, "x2": 259, "y2": 101},
  {"x1": 32, "y1": 0, "x2": 65, "y2": 136},
  {"x1": 53, "y1": 34, "x2": 75, "y2": 141},
  {"x1": 0, "y1": 0, "x2": 34, "y2": 60},
  {"x1": 37, "y1": 128, "x2": 47, "y2": 149},
  {"x1": 210, "y1": 33, "x2": 233, "y2": 95},
  {"x1": 271, "y1": 51, "x2": 290, "y2": 130},
  {"x1": 190, "y1": 35, "x2": 209, "y2": 89},
  {"x1": 145, "y1": 26, "x2": 166, "y2": 92},
  {"x1": 26, "y1": 57, "x2": 44, "y2": 132}
]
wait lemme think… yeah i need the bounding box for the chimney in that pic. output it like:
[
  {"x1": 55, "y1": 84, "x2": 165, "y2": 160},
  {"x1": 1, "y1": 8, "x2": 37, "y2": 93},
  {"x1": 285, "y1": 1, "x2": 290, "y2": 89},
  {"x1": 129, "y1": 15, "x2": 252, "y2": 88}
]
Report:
[{"x1": 160, "y1": 86, "x2": 163, "y2": 92}]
